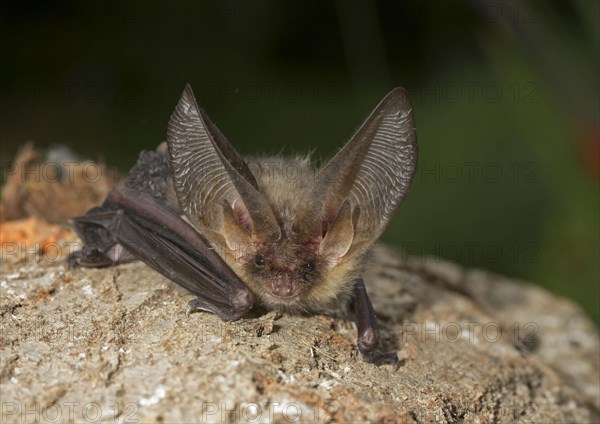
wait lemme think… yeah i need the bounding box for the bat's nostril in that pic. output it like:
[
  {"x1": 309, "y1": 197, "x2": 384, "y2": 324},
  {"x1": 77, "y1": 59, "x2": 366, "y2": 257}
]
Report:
[{"x1": 271, "y1": 279, "x2": 295, "y2": 298}]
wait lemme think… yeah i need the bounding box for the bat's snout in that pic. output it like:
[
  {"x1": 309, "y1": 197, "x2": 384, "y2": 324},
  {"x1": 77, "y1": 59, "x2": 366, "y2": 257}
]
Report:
[{"x1": 270, "y1": 277, "x2": 297, "y2": 299}]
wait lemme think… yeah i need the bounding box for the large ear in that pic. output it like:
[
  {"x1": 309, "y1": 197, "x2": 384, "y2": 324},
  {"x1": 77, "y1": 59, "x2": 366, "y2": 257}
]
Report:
[
  {"x1": 166, "y1": 84, "x2": 281, "y2": 243},
  {"x1": 310, "y1": 88, "x2": 418, "y2": 255}
]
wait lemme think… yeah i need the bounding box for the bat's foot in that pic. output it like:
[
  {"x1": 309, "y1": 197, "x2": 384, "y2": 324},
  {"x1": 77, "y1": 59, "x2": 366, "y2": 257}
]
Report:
[
  {"x1": 67, "y1": 248, "x2": 115, "y2": 268},
  {"x1": 358, "y1": 328, "x2": 381, "y2": 363},
  {"x1": 67, "y1": 250, "x2": 83, "y2": 268},
  {"x1": 358, "y1": 344, "x2": 400, "y2": 365},
  {"x1": 361, "y1": 350, "x2": 400, "y2": 366},
  {"x1": 185, "y1": 296, "x2": 252, "y2": 322},
  {"x1": 186, "y1": 298, "x2": 207, "y2": 317}
]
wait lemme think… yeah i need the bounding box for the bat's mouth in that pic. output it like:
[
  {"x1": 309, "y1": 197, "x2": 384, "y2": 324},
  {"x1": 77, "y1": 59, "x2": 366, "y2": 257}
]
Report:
[{"x1": 268, "y1": 292, "x2": 298, "y2": 301}]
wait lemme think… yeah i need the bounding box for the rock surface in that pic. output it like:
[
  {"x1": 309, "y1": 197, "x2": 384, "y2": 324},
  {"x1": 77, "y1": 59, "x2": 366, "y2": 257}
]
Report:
[{"x1": 1, "y1": 244, "x2": 598, "y2": 423}]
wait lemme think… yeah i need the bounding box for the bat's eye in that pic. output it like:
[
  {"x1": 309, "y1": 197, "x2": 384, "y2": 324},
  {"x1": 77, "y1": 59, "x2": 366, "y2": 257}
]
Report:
[
  {"x1": 255, "y1": 254, "x2": 266, "y2": 268},
  {"x1": 303, "y1": 261, "x2": 315, "y2": 274}
]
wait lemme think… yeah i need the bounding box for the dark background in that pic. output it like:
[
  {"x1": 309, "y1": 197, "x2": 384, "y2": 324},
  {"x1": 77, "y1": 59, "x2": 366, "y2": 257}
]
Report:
[{"x1": 1, "y1": 0, "x2": 598, "y2": 323}]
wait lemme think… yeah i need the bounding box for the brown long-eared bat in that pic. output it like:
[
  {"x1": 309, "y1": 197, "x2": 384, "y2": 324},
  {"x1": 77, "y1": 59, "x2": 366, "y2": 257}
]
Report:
[{"x1": 69, "y1": 85, "x2": 418, "y2": 362}]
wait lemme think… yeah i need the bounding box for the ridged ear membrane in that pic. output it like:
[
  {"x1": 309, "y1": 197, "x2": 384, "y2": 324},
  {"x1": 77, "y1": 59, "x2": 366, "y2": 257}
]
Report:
[
  {"x1": 166, "y1": 84, "x2": 281, "y2": 242},
  {"x1": 312, "y1": 88, "x2": 418, "y2": 248}
]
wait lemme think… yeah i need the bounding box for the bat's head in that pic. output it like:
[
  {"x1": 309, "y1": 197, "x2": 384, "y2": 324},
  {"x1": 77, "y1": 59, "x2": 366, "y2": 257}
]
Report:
[
  {"x1": 212, "y1": 161, "x2": 368, "y2": 312},
  {"x1": 166, "y1": 85, "x2": 418, "y2": 312}
]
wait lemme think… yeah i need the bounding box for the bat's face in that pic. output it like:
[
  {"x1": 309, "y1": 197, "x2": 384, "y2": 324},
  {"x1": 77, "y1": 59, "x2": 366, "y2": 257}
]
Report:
[
  {"x1": 165, "y1": 86, "x2": 418, "y2": 313},
  {"x1": 182, "y1": 156, "x2": 367, "y2": 312},
  {"x1": 238, "y1": 240, "x2": 365, "y2": 312},
  {"x1": 240, "y1": 239, "x2": 327, "y2": 308}
]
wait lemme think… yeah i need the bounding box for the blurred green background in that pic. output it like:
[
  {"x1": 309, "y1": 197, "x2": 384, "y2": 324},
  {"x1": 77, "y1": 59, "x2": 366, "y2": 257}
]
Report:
[{"x1": 1, "y1": 0, "x2": 598, "y2": 323}]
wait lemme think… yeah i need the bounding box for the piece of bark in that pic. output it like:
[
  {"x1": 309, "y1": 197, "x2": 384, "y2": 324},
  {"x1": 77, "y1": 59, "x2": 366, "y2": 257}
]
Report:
[
  {"x1": 0, "y1": 144, "x2": 118, "y2": 224},
  {"x1": 0, "y1": 244, "x2": 598, "y2": 423}
]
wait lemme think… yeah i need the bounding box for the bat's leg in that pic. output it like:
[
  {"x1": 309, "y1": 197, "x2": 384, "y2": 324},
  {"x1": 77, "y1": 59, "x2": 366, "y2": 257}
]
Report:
[{"x1": 352, "y1": 279, "x2": 381, "y2": 362}]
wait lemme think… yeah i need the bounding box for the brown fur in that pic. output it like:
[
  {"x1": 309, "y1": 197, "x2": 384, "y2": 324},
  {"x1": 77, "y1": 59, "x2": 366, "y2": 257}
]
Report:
[{"x1": 204, "y1": 155, "x2": 370, "y2": 314}]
